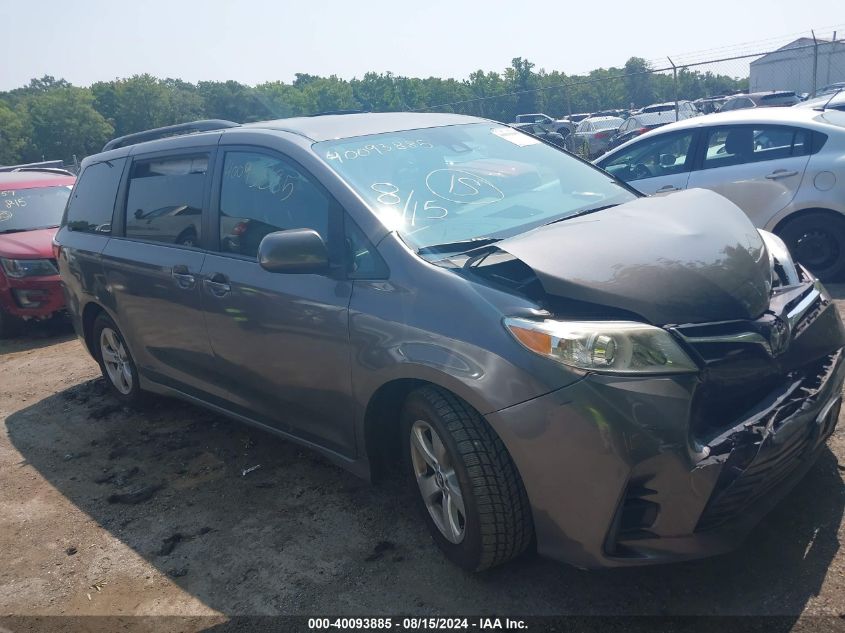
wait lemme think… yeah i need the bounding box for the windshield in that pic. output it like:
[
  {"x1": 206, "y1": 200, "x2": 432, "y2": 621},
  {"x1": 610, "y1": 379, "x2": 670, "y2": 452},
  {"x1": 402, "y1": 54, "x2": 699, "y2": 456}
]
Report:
[
  {"x1": 315, "y1": 123, "x2": 636, "y2": 253},
  {"x1": 0, "y1": 186, "x2": 72, "y2": 233}
]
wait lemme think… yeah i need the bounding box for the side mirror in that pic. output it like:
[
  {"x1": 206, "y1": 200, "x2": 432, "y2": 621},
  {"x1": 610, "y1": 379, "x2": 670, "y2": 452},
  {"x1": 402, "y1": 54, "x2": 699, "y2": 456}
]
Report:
[
  {"x1": 659, "y1": 153, "x2": 676, "y2": 167},
  {"x1": 257, "y1": 229, "x2": 329, "y2": 274}
]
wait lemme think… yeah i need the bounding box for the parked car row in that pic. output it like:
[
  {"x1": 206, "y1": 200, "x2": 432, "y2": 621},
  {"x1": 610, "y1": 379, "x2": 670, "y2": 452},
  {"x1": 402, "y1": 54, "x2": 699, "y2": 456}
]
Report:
[
  {"x1": 596, "y1": 104, "x2": 845, "y2": 279},
  {"x1": 518, "y1": 88, "x2": 834, "y2": 160}
]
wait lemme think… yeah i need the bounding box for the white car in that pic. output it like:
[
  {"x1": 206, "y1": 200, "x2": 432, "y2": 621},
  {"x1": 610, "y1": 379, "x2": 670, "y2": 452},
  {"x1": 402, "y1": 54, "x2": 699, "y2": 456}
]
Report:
[{"x1": 595, "y1": 107, "x2": 845, "y2": 280}]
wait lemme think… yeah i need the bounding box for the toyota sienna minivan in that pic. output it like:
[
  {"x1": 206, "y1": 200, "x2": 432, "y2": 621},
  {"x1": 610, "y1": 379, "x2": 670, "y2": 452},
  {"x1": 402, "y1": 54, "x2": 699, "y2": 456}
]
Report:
[{"x1": 56, "y1": 114, "x2": 845, "y2": 571}]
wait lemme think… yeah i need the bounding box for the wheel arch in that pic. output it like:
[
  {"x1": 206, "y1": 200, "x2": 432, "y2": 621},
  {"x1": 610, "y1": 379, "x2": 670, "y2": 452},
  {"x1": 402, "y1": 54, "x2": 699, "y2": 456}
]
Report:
[
  {"x1": 362, "y1": 375, "x2": 506, "y2": 483},
  {"x1": 81, "y1": 301, "x2": 107, "y2": 357},
  {"x1": 770, "y1": 206, "x2": 845, "y2": 235}
]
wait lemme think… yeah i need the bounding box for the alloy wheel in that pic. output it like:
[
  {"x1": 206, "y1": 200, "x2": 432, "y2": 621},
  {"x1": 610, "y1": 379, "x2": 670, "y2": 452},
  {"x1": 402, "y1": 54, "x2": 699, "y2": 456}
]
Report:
[
  {"x1": 409, "y1": 420, "x2": 466, "y2": 544},
  {"x1": 100, "y1": 327, "x2": 133, "y2": 395}
]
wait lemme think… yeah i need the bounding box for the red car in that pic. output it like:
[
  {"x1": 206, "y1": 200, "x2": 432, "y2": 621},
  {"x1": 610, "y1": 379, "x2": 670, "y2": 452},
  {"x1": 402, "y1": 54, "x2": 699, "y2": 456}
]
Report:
[{"x1": 0, "y1": 169, "x2": 76, "y2": 337}]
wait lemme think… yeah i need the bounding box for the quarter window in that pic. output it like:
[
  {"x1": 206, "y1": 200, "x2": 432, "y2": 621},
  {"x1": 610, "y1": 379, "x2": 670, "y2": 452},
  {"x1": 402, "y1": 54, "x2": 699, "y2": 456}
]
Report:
[
  {"x1": 218, "y1": 151, "x2": 331, "y2": 258},
  {"x1": 65, "y1": 158, "x2": 127, "y2": 234},
  {"x1": 125, "y1": 154, "x2": 208, "y2": 246}
]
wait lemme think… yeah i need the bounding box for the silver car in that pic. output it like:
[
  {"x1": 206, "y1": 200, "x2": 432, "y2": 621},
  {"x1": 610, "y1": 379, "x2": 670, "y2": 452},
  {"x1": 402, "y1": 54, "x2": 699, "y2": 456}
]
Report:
[
  {"x1": 566, "y1": 116, "x2": 624, "y2": 158},
  {"x1": 596, "y1": 106, "x2": 845, "y2": 279}
]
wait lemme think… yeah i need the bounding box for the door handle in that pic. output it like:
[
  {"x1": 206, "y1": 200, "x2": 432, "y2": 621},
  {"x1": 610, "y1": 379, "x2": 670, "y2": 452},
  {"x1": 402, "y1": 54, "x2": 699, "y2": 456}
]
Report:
[
  {"x1": 765, "y1": 169, "x2": 798, "y2": 180},
  {"x1": 171, "y1": 265, "x2": 196, "y2": 289},
  {"x1": 204, "y1": 273, "x2": 231, "y2": 297},
  {"x1": 656, "y1": 185, "x2": 679, "y2": 192}
]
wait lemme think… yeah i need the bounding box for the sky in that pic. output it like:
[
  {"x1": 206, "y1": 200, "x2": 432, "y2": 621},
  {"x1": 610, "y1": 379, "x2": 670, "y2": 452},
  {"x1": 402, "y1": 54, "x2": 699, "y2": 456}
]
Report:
[{"x1": 0, "y1": 0, "x2": 842, "y2": 91}]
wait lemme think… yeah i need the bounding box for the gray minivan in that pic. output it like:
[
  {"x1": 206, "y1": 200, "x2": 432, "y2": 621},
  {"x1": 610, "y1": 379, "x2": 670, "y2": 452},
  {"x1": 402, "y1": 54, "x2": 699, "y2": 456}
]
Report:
[{"x1": 56, "y1": 113, "x2": 845, "y2": 571}]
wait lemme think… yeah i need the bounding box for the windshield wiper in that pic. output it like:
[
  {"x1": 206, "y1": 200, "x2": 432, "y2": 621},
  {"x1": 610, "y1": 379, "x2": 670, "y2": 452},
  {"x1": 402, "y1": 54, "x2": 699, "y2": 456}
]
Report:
[
  {"x1": 544, "y1": 203, "x2": 620, "y2": 226},
  {"x1": 0, "y1": 225, "x2": 59, "y2": 235},
  {"x1": 417, "y1": 237, "x2": 502, "y2": 256}
]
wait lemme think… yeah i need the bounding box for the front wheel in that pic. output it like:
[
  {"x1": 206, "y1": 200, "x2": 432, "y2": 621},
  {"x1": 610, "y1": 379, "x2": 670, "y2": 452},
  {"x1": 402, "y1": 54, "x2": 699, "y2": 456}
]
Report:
[
  {"x1": 93, "y1": 313, "x2": 144, "y2": 404},
  {"x1": 402, "y1": 386, "x2": 533, "y2": 571},
  {"x1": 778, "y1": 212, "x2": 845, "y2": 281}
]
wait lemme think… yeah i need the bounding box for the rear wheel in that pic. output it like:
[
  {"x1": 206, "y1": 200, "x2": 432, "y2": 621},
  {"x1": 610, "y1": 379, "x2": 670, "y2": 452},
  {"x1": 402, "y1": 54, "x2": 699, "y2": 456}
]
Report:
[
  {"x1": 778, "y1": 212, "x2": 845, "y2": 281},
  {"x1": 401, "y1": 386, "x2": 533, "y2": 571},
  {"x1": 92, "y1": 313, "x2": 144, "y2": 404},
  {"x1": 0, "y1": 307, "x2": 23, "y2": 339}
]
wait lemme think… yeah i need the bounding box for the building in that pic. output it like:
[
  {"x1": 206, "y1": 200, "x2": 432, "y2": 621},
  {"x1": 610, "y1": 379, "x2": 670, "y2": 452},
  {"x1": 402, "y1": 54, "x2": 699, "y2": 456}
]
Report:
[{"x1": 750, "y1": 37, "x2": 845, "y2": 95}]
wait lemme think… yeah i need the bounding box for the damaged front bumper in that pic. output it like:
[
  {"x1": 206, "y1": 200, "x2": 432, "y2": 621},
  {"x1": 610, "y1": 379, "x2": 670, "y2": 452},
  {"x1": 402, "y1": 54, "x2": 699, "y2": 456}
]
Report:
[{"x1": 486, "y1": 282, "x2": 845, "y2": 569}]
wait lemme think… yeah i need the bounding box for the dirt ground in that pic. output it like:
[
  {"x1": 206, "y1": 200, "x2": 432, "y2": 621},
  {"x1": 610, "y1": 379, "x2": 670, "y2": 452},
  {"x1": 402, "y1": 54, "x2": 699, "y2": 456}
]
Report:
[{"x1": 4, "y1": 290, "x2": 845, "y2": 631}]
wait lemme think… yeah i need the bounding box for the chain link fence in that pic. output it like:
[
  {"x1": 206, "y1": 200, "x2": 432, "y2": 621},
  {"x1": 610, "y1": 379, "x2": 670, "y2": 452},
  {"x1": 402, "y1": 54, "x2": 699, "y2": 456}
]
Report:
[{"x1": 420, "y1": 28, "x2": 845, "y2": 158}]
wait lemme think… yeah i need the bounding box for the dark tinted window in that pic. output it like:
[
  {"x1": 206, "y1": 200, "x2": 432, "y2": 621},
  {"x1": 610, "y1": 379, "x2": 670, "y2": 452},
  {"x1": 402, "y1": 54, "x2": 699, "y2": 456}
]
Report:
[
  {"x1": 702, "y1": 126, "x2": 810, "y2": 169},
  {"x1": 65, "y1": 159, "x2": 127, "y2": 234},
  {"x1": 219, "y1": 151, "x2": 330, "y2": 258},
  {"x1": 125, "y1": 154, "x2": 208, "y2": 246}
]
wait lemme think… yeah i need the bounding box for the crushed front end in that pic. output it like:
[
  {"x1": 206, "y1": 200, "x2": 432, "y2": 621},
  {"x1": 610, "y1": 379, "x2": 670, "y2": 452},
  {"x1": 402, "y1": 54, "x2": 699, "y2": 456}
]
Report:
[{"x1": 487, "y1": 266, "x2": 845, "y2": 568}]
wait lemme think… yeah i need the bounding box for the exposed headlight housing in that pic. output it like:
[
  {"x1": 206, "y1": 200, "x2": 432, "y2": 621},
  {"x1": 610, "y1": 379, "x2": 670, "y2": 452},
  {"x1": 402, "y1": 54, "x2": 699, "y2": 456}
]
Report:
[
  {"x1": 0, "y1": 257, "x2": 59, "y2": 278},
  {"x1": 759, "y1": 230, "x2": 800, "y2": 287},
  {"x1": 504, "y1": 318, "x2": 698, "y2": 375}
]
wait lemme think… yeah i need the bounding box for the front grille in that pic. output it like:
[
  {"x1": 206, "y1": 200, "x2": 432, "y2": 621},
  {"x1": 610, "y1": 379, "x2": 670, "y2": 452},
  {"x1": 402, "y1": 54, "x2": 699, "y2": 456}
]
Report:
[
  {"x1": 675, "y1": 291, "x2": 827, "y2": 436},
  {"x1": 695, "y1": 352, "x2": 839, "y2": 532}
]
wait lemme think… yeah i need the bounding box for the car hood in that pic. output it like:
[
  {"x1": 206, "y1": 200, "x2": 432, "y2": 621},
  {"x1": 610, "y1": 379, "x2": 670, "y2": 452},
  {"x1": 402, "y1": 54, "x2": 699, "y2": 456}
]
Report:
[
  {"x1": 496, "y1": 189, "x2": 771, "y2": 325},
  {"x1": 0, "y1": 227, "x2": 58, "y2": 259}
]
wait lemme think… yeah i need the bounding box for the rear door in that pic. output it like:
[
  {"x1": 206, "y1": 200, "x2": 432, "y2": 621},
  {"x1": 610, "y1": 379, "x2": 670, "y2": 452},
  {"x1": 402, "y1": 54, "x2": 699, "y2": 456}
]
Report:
[
  {"x1": 200, "y1": 146, "x2": 356, "y2": 456},
  {"x1": 597, "y1": 128, "x2": 699, "y2": 195},
  {"x1": 685, "y1": 124, "x2": 813, "y2": 226},
  {"x1": 101, "y1": 148, "x2": 221, "y2": 398}
]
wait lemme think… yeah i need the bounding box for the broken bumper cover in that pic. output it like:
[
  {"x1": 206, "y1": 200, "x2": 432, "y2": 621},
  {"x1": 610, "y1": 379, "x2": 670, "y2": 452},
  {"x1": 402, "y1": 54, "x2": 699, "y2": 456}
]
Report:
[{"x1": 486, "y1": 299, "x2": 845, "y2": 569}]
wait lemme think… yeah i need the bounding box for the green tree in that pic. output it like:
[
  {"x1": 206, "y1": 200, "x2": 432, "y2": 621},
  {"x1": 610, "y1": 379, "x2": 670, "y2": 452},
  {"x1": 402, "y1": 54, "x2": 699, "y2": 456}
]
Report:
[
  {"x1": 22, "y1": 87, "x2": 113, "y2": 163},
  {"x1": 198, "y1": 80, "x2": 265, "y2": 122},
  {"x1": 505, "y1": 58, "x2": 542, "y2": 117},
  {"x1": 623, "y1": 57, "x2": 656, "y2": 107},
  {"x1": 0, "y1": 102, "x2": 27, "y2": 165}
]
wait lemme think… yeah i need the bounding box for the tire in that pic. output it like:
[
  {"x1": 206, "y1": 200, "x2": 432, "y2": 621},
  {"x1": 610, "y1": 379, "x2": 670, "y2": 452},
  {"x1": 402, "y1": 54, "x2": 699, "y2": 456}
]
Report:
[
  {"x1": 778, "y1": 212, "x2": 845, "y2": 281},
  {"x1": 0, "y1": 307, "x2": 23, "y2": 339},
  {"x1": 401, "y1": 386, "x2": 533, "y2": 571},
  {"x1": 92, "y1": 313, "x2": 144, "y2": 405}
]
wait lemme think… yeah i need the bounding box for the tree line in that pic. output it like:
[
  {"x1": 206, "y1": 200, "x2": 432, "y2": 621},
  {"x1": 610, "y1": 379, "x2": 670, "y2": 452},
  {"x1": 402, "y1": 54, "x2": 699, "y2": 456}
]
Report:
[{"x1": 0, "y1": 57, "x2": 747, "y2": 166}]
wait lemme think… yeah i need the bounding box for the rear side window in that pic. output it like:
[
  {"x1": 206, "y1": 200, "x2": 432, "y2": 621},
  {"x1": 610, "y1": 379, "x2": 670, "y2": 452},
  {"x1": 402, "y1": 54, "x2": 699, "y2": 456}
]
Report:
[
  {"x1": 218, "y1": 151, "x2": 331, "y2": 258},
  {"x1": 125, "y1": 154, "x2": 208, "y2": 246},
  {"x1": 65, "y1": 158, "x2": 127, "y2": 234},
  {"x1": 702, "y1": 126, "x2": 810, "y2": 169}
]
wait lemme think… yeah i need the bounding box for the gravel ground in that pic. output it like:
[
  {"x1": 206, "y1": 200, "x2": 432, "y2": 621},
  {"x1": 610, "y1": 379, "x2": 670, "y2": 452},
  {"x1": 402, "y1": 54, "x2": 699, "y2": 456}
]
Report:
[{"x1": 2, "y1": 290, "x2": 845, "y2": 632}]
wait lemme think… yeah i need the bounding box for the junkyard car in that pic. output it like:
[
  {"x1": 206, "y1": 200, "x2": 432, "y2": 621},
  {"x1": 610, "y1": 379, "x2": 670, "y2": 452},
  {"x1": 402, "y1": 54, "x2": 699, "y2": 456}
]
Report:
[
  {"x1": 57, "y1": 114, "x2": 845, "y2": 570},
  {"x1": 596, "y1": 107, "x2": 845, "y2": 280},
  {"x1": 0, "y1": 168, "x2": 75, "y2": 337},
  {"x1": 565, "y1": 115, "x2": 625, "y2": 158}
]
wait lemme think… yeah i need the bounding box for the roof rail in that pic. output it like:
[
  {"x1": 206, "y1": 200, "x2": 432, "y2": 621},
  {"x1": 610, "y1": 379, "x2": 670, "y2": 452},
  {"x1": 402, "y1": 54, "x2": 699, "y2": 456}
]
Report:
[
  {"x1": 305, "y1": 109, "x2": 369, "y2": 117},
  {"x1": 13, "y1": 167, "x2": 76, "y2": 177},
  {"x1": 102, "y1": 119, "x2": 240, "y2": 152},
  {"x1": 0, "y1": 160, "x2": 66, "y2": 173}
]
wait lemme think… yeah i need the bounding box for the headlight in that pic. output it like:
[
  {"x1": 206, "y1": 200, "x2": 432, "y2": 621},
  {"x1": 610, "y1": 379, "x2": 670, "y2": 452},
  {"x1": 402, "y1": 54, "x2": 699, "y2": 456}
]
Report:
[
  {"x1": 504, "y1": 318, "x2": 698, "y2": 375},
  {"x1": 0, "y1": 258, "x2": 59, "y2": 278},
  {"x1": 758, "y1": 230, "x2": 799, "y2": 286}
]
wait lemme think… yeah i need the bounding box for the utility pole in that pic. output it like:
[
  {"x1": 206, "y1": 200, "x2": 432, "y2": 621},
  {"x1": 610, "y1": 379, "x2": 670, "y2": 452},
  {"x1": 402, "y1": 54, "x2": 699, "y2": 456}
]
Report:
[
  {"x1": 811, "y1": 30, "x2": 819, "y2": 98},
  {"x1": 668, "y1": 57, "x2": 679, "y2": 118}
]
